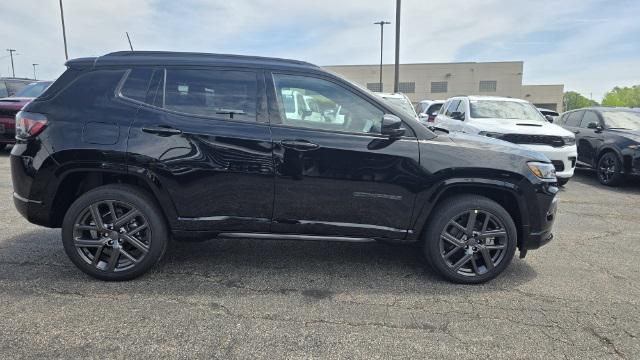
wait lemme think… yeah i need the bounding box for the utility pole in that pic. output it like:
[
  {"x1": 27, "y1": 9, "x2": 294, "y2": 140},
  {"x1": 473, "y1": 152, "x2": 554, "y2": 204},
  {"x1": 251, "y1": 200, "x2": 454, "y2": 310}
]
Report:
[
  {"x1": 374, "y1": 21, "x2": 390, "y2": 92},
  {"x1": 6, "y1": 49, "x2": 16, "y2": 77},
  {"x1": 32, "y1": 64, "x2": 39, "y2": 80},
  {"x1": 393, "y1": 0, "x2": 401, "y2": 93},
  {"x1": 59, "y1": 0, "x2": 69, "y2": 60}
]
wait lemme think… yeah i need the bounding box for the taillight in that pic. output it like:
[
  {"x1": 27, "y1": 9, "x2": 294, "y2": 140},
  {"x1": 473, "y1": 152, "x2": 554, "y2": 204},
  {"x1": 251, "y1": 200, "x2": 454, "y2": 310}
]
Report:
[{"x1": 15, "y1": 111, "x2": 48, "y2": 139}]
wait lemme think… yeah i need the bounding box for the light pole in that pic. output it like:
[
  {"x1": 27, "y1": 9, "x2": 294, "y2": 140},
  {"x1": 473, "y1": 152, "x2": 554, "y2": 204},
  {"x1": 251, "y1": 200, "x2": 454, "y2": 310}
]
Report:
[
  {"x1": 59, "y1": 0, "x2": 69, "y2": 60},
  {"x1": 393, "y1": 0, "x2": 401, "y2": 93},
  {"x1": 374, "y1": 21, "x2": 390, "y2": 92},
  {"x1": 6, "y1": 49, "x2": 16, "y2": 77},
  {"x1": 32, "y1": 64, "x2": 39, "y2": 80}
]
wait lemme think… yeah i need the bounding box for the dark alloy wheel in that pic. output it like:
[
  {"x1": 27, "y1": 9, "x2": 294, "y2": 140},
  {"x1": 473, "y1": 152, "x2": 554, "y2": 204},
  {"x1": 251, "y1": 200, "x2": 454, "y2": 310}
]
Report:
[
  {"x1": 597, "y1": 152, "x2": 624, "y2": 186},
  {"x1": 72, "y1": 200, "x2": 151, "y2": 272},
  {"x1": 423, "y1": 195, "x2": 517, "y2": 284},
  {"x1": 62, "y1": 184, "x2": 168, "y2": 280}
]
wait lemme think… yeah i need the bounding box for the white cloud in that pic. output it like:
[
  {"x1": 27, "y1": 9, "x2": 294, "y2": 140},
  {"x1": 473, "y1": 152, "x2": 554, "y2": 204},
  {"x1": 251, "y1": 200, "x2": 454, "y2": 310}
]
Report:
[{"x1": 0, "y1": 0, "x2": 637, "y2": 100}]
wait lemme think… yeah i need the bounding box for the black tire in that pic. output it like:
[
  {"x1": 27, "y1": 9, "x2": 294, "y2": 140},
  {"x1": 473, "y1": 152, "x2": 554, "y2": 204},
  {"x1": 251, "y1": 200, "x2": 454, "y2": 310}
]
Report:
[
  {"x1": 422, "y1": 195, "x2": 517, "y2": 284},
  {"x1": 0, "y1": 144, "x2": 6, "y2": 151},
  {"x1": 597, "y1": 152, "x2": 624, "y2": 186},
  {"x1": 62, "y1": 184, "x2": 168, "y2": 281},
  {"x1": 557, "y1": 178, "x2": 570, "y2": 187}
]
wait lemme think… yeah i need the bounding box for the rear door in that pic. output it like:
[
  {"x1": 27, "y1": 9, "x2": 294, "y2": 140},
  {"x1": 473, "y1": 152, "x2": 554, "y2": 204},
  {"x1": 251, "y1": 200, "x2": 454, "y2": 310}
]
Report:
[
  {"x1": 127, "y1": 66, "x2": 274, "y2": 232},
  {"x1": 267, "y1": 71, "x2": 422, "y2": 239}
]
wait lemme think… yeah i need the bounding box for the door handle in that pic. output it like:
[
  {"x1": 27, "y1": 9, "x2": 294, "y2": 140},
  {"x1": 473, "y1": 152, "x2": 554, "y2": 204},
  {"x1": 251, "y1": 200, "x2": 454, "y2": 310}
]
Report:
[
  {"x1": 142, "y1": 126, "x2": 182, "y2": 136},
  {"x1": 280, "y1": 139, "x2": 320, "y2": 151},
  {"x1": 572, "y1": 130, "x2": 580, "y2": 134}
]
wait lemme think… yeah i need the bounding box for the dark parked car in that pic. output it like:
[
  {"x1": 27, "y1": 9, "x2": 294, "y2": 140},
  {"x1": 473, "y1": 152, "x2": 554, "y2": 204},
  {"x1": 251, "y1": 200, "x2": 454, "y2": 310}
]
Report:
[
  {"x1": 0, "y1": 81, "x2": 53, "y2": 150},
  {"x1": 556, "y1": 107, "x2": 640, "y2": 186},
  {"x1": 11, "y1": 51, "x2": 558, "y2": 284}
]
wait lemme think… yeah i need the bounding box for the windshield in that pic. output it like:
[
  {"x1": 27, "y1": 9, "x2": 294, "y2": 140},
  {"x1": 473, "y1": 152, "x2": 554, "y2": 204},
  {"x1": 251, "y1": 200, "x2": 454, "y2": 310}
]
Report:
[
  {"x1": 382, "y1": 97, "x2": 417, "y2": 117},
  {"x1": 470, "y1": 100, "x2": 545, "y2": 121},
  {"x1": 14, "y1": 81, "x2": 52, "y2": 98},
  {"x1": 604, "y1": 111, "x2": 640, "y2": 130}
]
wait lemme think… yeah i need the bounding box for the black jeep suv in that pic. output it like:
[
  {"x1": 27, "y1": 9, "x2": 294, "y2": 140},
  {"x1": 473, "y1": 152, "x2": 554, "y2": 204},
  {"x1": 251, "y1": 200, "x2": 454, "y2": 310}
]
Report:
[{"x1": 11, "y1": 51, "x2": 558, "y2": 283}]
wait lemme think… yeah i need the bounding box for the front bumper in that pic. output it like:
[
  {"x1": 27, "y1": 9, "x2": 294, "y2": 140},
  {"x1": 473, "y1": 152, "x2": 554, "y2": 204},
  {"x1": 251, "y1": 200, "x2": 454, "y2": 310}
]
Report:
[
  {"x1": 521, "y1": 144, "x2": 577, "y2": 179},
  {"x1": 521, "y1": 196, "x2": 557, "y2": 251}
]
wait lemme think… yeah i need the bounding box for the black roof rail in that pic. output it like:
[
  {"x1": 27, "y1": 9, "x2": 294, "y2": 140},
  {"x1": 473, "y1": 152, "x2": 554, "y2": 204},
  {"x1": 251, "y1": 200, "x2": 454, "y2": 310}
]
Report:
[{"x1": 101, "y1": 51, "x2": 318, "y2": 68}]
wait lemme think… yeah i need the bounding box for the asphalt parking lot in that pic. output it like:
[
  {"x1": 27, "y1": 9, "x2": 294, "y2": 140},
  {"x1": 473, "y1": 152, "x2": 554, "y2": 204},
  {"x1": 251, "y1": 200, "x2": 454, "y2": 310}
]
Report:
[{"x1": 0, "y1": 147, "x2": 639, "y2": 359}]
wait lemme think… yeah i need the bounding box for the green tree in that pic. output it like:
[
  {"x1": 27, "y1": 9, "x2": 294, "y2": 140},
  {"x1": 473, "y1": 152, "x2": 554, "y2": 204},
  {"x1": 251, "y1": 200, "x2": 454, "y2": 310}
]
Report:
[
  {"x1": 563, "y1": 91, "x2": 598, "y2": 112},
  {"x1": 601, "y1": 85, "x2": 640, "y2": 108}
]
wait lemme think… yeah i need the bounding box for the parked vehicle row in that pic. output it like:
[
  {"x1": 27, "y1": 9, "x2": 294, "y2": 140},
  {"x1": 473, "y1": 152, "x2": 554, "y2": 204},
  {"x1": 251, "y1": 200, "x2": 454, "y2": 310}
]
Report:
[
  {"x1": 556, "y1": 107, "x2": 640, "y2": 186},
  {"x1": 11, "y1": 51, "x2": 558, "y2": 284},
  {"x1": 0, "y1": 80, "x2": 53, "y2": 150},
  {"x1": 431, "y1": 96, "x2": 577, "y2": 186}
]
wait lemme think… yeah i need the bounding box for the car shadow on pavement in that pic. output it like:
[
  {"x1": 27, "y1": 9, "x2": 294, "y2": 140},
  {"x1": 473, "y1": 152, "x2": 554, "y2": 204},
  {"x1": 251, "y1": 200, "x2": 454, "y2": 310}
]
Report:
[
  {"x1": 1, "y1": 228, "x2": 538, "y2": 298},
  {"x1": 563, "y1": 167, "x2": 640, "y2": 194}
]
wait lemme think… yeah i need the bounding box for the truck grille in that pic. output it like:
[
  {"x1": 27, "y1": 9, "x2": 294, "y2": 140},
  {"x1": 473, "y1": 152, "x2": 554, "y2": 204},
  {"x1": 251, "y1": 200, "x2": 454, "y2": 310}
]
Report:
[{"x1": 501, "y1": 134, "x2": 565, "y2": 148}]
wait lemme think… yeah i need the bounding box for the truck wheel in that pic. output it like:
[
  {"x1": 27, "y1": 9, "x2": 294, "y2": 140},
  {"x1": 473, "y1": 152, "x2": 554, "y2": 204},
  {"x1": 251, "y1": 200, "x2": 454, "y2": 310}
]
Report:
[
  {"x1": 597, "y1": 152, "x2": 624, "y2": 186},
  {"x1": 0, "y1": 144, "x2": 6, "y2": 151},
  {"x1": 61, "y1": 184, "x2": 168, "y2": 281},
  {"x1": 423, "y1": 195, "x2": 517, "y2": 284},
  {"x1": 557, "y1": 178, "x2": 570, "y2": 187}
]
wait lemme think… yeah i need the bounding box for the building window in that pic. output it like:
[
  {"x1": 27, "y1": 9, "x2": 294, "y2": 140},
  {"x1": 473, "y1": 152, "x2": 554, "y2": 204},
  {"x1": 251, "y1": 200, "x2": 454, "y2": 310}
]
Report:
[
  {"x1": 479, "y1": 80, "x2": 497, "y2": 92},
  {"x1": 431, "y1": 81, "x2": 448, "y2": 93},
  {"x1": 366, "y1": 83, "x2": 382, "y2": 92},
  {"x1": 398, "y1": 82, "x2": 415, "y2": 93}
]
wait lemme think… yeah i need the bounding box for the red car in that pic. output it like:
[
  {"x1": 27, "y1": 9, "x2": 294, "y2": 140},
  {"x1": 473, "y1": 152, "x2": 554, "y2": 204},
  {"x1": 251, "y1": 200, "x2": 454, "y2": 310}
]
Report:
[{"x1": 0, "y1": 81, "x2": 52, "y2": 150}]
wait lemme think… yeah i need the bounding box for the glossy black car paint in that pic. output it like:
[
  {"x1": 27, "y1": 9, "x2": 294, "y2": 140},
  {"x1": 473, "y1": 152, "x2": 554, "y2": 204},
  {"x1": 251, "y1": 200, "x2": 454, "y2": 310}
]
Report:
[
  {"x1": 11, "y1": 51, "x2": 558, "y2": 255},
  {"x1": 558, "y1": 107, "x2": 640, "y2": 176}
]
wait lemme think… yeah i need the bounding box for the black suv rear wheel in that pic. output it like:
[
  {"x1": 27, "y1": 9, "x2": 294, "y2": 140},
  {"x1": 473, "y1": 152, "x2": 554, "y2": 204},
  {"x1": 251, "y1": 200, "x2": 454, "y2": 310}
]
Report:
[
  {"x1": 423, "y1": 195, "x2": 517, "y2": 284},
  {"x1": 61, "y1": 184, "x2": 168, "y2": 281}
]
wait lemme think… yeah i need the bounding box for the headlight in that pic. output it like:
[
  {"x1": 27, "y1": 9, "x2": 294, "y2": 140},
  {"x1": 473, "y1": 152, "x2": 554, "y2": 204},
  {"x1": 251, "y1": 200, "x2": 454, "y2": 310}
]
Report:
[
  {"x1": 479, "y1": 131, "x2": 504, "y2": 139},
  {"x1": 563, "y1": 136, "x2": 576, "y2": 146},
  {"x1": 527, "y1": 161, "x2": 556, "y2": 180}
]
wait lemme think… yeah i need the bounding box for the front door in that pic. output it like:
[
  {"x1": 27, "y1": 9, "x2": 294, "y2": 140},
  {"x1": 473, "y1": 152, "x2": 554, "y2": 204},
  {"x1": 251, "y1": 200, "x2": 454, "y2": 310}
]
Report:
[
  {"x1": 577, "y1": 110, "x2": 604, "y2": 166},
  {"x1": 127, "y1": 67, "x2": 274, "y2": 232},
  {"x1": 267, "y1": 72, "x2": 422, "y2": 239}
]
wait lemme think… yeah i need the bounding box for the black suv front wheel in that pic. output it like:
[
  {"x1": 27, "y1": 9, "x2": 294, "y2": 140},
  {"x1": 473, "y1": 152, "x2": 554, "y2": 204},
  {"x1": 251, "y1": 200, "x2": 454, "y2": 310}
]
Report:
[
  {"x1": 62, "y1": 184, "x2": 168, "y2": 281},
  {"x1": 423, "y1": 195, "x2": 517, "y2": 284}
]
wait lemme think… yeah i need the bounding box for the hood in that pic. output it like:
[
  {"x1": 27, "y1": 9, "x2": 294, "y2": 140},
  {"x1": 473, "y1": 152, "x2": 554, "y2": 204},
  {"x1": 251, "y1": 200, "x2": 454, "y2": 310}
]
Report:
[
  {"x1": 446, "y1": 131, "x2": 550, "y2": 163},
  {"x1": 468, "y1": 118, "x2": 574, "y2": 137},
  {"x1": 0, "y1": 97, "x2": 33, "y2": 111},
  {"x1": 609, "y1": 128, "x2": 640, "y2": 140}
]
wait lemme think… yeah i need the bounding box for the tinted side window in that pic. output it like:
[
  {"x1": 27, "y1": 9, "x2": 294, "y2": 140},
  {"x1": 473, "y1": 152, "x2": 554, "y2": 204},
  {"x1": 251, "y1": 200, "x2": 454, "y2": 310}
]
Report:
[
  {"x1": 121, "y1": 68, "x2": 153, "y2": 102},
  {"x1": 163, "y1": 69, "x2": 258, "y2": 121},
  {"x1": 426, "y1": 103, "x2": 442, "y2": 115},
  {"x1": 0, "y1": 82, "x2": 7, "y2": 98},
  {"x1": 580, "y1": 111, "x2": 599, "y2": 128},
  {"x1": 445, "y1": 100, "x2": 460, "y2": 116},
  {"x1": 564, "y1": 111, "x2": 584, "y2": 127},
  {"x1": 273, "y1": 74, "x2": 384, "y2": 134}
]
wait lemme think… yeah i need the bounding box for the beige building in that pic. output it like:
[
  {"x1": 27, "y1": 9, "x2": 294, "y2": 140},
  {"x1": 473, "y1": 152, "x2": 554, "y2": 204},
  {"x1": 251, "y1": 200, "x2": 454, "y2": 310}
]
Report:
[{"x1": 324, "y1": 61, "x2": 564, "y2": 111}]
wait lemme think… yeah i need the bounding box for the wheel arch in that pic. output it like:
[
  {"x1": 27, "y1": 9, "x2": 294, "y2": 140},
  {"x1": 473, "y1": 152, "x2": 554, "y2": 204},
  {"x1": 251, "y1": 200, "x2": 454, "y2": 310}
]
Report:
[
  {"x1": 48, "y1": 166, "x2": 178, "y2": 228},
  {"x1": 410, "y1": 180, "x2": 528, "y2": 250}
]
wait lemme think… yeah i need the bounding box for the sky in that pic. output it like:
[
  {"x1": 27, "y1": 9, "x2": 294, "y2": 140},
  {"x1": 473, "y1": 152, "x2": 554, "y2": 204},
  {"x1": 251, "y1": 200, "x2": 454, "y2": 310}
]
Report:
[{"x1": 1, "y1": 0, "x2": 638, "y2": 101}]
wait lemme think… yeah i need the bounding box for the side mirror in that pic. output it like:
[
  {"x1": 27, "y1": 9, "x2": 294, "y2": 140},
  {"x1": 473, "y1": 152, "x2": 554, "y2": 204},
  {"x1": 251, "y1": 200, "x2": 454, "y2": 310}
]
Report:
[
  {"x1": 381, "y1": 114, "x2": 406, "y2": 138},
  {"x1": 545, "y1": 115, "x2": 554, "y2": 123},
  {"x1": 450, "y1": 111, "x2": 465, "y2": 121},
  {"x1": 587, "y1": 122, "x2": 601, "y2": 130},
  {"x1": 302, "y1": 109, "x2": 313, "y2": 117}
]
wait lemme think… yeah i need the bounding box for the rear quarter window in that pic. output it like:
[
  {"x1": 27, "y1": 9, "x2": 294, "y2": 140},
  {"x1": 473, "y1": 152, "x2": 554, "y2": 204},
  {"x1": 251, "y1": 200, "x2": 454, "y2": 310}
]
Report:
[{"x1": 120, "y1": 68, "x2": 154, "y2": 103}]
